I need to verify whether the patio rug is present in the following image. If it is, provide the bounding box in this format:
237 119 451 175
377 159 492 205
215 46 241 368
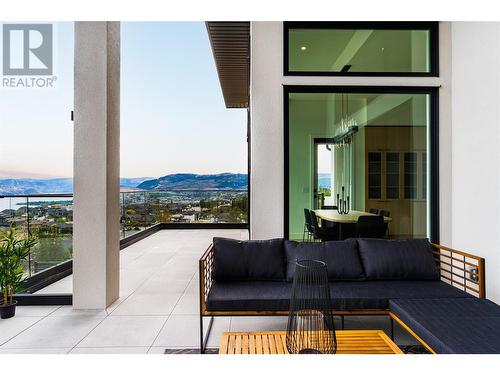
164 346 428 354
164 348 219 354
400 345 430 354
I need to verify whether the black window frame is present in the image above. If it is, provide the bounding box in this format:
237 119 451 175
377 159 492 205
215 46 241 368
284 21 439 77
283 85 440 243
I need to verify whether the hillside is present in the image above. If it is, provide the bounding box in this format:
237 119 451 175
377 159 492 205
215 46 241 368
0 178 73 195
137 173 248 190
0 177 152 196
0 174 247 195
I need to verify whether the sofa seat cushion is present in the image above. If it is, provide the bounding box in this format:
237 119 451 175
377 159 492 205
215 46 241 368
389 298 500 353
357 238 439 280
205 280 471 312
284 240 365 281
329 281 472 310
212 237 285 281
206 281 292 311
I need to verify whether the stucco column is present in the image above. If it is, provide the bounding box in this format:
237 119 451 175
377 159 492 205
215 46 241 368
73 22 120 309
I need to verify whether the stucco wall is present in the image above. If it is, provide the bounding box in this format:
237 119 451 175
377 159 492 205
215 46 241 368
451 22 500 303
249 21 451 244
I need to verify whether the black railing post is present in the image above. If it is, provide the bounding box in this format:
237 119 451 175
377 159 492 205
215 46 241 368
121 192 125 239
26 196 32 277
143 190 147 230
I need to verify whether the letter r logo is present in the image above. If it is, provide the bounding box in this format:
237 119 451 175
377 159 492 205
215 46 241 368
2 24 53 76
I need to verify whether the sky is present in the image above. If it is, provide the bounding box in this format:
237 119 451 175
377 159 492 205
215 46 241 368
0 22 247 179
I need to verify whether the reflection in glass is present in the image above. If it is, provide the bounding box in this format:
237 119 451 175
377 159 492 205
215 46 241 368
287 91 431 240
288 27 432 74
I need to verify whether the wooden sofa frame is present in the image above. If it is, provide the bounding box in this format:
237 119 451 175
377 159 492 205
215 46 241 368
199 243 485 353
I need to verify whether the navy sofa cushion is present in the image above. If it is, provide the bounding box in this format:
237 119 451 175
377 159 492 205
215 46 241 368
206 280 471 312
284 240 365 281
390 298 500 318
329 280 471 310
357 238 439 280
212 237 285 281
390 298 500 353
206 281 292 311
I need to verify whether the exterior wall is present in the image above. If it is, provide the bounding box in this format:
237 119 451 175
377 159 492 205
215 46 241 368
451 23 500 304
250 22 284 239
250 22 452 243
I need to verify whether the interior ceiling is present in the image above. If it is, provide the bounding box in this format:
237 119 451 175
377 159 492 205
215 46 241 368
289 93 423 126
289 29 419 72
206 22 250 109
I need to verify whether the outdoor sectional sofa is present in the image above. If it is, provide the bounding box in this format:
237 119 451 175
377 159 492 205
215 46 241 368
199 237 499 354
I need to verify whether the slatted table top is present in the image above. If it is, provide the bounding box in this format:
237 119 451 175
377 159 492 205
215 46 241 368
219 330 403 354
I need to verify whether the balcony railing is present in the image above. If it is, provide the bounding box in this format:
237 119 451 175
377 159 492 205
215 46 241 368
0 194 74 279
0 189 248 291
120 189 248 238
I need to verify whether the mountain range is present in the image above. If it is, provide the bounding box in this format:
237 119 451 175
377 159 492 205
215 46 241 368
0 173 247 195
137 173 247 190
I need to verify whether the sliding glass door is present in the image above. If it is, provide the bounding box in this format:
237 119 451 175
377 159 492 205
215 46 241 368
285 86 438 241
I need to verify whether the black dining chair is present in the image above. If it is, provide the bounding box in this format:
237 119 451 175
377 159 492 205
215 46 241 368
369 208 379 215
379 210 390 218
379 210 390 237
303 208 313 242
310 210 338 242
356 215 386 238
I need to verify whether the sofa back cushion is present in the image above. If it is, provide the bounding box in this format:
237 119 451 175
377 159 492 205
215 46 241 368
213 237 285 281
284 240 365 282
357 238 439 280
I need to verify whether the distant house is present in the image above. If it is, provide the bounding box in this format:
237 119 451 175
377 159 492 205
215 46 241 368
47 207 67 217
0 213 10 227
170 214 188 223
182 213 197 222
6 217 26 226
168 203 183 211
216 212 231 223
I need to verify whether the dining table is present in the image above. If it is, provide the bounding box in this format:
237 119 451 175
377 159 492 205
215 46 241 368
313 209 392 240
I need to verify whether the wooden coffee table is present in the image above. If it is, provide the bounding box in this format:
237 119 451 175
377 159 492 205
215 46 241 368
219 330 403 354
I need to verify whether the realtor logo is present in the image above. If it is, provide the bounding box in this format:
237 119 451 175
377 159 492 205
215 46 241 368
2 24 53 76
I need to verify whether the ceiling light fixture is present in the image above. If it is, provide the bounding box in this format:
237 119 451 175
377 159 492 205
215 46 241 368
334 93 358 148
300 46 307 51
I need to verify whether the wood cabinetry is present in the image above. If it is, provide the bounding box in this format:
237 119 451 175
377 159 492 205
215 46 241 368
365 126 427 238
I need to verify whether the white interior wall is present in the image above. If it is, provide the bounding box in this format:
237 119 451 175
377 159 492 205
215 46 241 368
451 22 500 304
250 21 451 242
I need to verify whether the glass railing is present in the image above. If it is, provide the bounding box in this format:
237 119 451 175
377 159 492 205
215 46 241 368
120 189 248 238
0 189 248 280
0 194 74 278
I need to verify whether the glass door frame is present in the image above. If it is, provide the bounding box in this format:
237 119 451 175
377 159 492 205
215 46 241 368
283 85 440 242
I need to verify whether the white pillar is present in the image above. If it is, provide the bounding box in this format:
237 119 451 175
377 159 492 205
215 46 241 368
73 22 120 309
250 22 284 240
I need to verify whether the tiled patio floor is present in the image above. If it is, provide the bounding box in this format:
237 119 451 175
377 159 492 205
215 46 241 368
0 229 418 354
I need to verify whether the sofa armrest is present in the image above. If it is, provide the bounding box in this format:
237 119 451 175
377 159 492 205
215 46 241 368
199 244 215 314
431 243 485 298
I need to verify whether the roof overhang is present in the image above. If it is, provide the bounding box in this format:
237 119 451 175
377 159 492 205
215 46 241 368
206 22 250 109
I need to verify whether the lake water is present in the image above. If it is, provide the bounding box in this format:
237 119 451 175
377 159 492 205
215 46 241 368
0 197 73 212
